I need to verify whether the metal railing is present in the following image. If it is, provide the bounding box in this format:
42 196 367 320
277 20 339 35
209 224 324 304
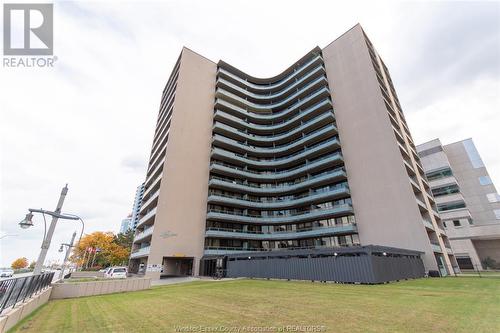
0 272 54 314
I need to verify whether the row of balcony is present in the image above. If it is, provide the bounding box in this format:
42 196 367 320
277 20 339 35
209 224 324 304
207 185 349 209
206 204 353 225
216 76 328 114
212 125 337 158
203 242 361 255
217 55 323 93
136 207 157 228
217 65 325 102
213 110 334 145
215 87 331 125
134 225 154 243
130 245 150 259
210 152 344 182
205 223 357 241
211 137 340 169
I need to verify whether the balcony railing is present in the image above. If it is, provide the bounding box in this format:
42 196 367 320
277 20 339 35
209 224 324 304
131 246 151 258
204 242 361 255
134 226 155 242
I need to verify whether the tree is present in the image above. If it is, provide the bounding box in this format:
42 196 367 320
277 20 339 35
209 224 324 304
11 257 28 270
29 261 36 269
115 229 134 250
70 231 131 269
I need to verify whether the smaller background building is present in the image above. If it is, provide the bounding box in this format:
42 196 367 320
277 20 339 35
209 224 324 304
417 138 500 270
130 183 145 231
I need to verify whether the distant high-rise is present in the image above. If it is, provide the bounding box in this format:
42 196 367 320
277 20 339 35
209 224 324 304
129 24 457 280
120 214 133 234
130 183 145 231
417 138 500 270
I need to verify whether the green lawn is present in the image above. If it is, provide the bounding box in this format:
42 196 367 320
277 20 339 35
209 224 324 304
10 277 500 333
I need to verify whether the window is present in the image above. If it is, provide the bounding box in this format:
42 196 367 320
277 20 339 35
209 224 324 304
486 193 500 203
426 167 453 181
443 221 447 228
453 220 461 227
432 184 460 197
463 139 485 169
468 219 474 225
479 176 493 185
438 201 466 212
418 145 443 158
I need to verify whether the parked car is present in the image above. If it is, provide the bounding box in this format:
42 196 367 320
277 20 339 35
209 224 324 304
105 266 127 279
0 269 14 278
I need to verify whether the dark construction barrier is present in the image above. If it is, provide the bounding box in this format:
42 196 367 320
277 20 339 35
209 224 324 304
205 245 425 284
0 272 55 314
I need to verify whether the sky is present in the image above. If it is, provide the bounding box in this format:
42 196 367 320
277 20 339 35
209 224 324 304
0 0 499 267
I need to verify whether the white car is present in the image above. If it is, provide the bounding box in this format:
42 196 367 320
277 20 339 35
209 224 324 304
0 269 14 278
105 266 127 279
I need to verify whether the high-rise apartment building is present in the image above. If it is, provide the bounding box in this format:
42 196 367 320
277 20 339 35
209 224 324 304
417 138 500 270
129 24 456 280
130 183 145 231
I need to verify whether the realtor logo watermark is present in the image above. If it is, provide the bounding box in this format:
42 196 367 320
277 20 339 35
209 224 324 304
3 3 57 67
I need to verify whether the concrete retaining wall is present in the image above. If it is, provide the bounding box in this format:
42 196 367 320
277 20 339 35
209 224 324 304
50 277 151 299
0 287 52 333
69 271 105 278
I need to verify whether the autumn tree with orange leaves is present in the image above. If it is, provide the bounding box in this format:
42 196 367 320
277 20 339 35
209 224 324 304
71 231 131 269
11 257 29 270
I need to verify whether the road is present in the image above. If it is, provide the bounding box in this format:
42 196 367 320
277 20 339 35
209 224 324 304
0 269 68 282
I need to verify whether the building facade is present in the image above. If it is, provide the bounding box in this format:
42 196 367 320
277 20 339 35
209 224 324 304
417 138 500 270
129 24 456 280
130 183 145 231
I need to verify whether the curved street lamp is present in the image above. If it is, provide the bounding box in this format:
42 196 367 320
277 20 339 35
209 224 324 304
18 184 85 275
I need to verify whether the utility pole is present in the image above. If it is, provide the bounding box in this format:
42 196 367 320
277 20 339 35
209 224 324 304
33 185 69 275
59 231 76 280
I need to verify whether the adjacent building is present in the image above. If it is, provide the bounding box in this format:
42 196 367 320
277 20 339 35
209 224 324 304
130 183 145 231
120 214 133 234
417 138 500 270
129 24 457 280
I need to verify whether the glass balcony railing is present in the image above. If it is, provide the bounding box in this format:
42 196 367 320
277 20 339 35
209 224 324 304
213 125 337 156
204 242 361 255
207 185 349 209
205 224 357 240
213 111 334 144
212 138 340 167
217 66 325 102
215 88 331 123
130 245 151 258
216 76 327 113
206 204 353 224
217 55 323 91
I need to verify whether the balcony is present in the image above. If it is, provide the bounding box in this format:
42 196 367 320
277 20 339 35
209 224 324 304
130 245 150 258
216 77 328 113
136 207 157 228
214 96 333 134
430 243 442 253
215 88 331 125
211 138 340 169
205 224 357 241
213 112 334 145
209 167 346 196
206 204 353 225
217 66 325 102
140 189 160 214
210 153 344 182
217 55 323 92
203 243 361 256
212 126 337 157
422 219 434 231
207 186 350 210
134 226 154 243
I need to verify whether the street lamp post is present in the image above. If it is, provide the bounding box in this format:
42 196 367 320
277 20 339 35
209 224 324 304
18 184 84 275
59 231 76 280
